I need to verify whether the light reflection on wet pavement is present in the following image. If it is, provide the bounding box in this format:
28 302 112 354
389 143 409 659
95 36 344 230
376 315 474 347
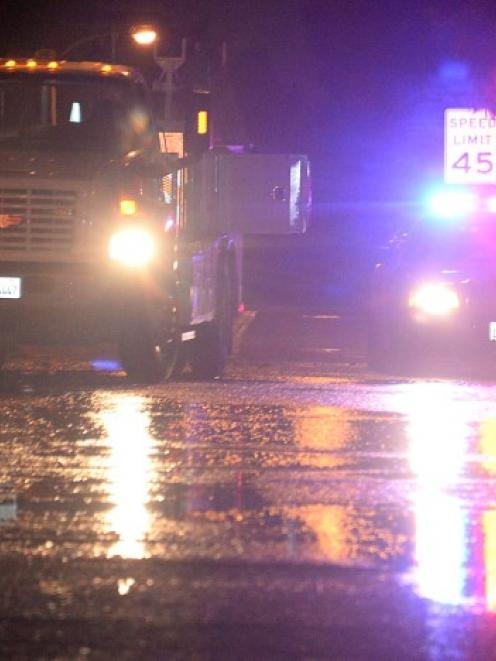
1 310 496 657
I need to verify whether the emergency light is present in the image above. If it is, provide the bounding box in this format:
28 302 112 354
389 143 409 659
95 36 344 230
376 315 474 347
426 188 477 221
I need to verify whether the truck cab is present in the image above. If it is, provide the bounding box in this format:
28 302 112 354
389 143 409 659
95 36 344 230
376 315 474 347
0 57 310 382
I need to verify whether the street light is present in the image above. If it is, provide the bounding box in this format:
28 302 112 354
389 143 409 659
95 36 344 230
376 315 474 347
62 24 186 126
62 24 158 62
130 25 158 47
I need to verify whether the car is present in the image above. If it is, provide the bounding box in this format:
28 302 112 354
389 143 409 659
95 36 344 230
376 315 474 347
368 185 496 373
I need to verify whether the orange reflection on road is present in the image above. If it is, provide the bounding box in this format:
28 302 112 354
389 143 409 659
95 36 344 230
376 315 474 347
98 394 154 559
296 505 350 563
293 405 356 452
481 419 496 612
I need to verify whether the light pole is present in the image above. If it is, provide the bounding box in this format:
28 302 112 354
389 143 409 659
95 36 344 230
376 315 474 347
61 25 190 129
62 24 159 63
61 31 118 61
151 38 187 127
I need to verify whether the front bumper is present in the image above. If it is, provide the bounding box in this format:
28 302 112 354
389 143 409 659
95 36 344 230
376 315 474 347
0 262 173 344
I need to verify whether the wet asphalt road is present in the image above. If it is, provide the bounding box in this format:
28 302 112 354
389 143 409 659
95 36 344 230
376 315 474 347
1 306 496 659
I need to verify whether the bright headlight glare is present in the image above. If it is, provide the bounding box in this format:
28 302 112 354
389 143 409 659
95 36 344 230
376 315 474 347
427 189 477 220
487 196 496 213
109 228 155 267
409 283 460 316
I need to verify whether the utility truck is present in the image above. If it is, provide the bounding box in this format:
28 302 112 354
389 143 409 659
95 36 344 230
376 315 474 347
0 57 310 382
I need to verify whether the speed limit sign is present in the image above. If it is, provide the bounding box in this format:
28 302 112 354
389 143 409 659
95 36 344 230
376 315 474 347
445 108 496 184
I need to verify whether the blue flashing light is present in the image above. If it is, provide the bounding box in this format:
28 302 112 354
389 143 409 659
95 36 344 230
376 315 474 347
438 60 470 84
91 359 122 372
426 188 477 221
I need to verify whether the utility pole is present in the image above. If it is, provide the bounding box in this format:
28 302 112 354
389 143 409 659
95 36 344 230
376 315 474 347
152 38 187 128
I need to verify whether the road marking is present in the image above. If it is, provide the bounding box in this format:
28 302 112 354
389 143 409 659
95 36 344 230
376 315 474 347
303 314 341 320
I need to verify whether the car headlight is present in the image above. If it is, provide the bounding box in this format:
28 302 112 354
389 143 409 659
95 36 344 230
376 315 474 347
109 227 155 267
409 283 460 316
426 189 477 221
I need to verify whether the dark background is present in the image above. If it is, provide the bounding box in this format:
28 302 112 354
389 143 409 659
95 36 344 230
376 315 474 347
1 1 496 205
1 1 496 238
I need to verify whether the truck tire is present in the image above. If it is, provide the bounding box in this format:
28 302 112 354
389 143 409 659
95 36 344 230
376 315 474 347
190 260 233 380
119 299 180 384
0 347 6 372
226 253 238 356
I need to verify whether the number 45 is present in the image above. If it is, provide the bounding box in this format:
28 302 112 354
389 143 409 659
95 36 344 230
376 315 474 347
452 152 494 174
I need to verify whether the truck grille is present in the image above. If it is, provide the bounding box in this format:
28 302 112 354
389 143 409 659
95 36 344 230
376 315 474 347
0 188 77 253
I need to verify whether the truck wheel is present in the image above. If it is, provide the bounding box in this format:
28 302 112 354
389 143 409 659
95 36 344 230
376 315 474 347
0 347 7 371
119 300 180 384
171 342 188 379
226 255 238 356
191 262 233 380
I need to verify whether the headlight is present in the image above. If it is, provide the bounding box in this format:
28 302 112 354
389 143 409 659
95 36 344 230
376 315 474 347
487 196 496 213
109 227 155 267
409 283 460 316
426 189 477 221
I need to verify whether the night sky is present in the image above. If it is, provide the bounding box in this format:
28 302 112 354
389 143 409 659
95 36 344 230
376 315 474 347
1 0 496 204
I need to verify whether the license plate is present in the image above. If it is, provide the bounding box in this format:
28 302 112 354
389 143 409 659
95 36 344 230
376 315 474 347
0 277 21 299
490 322 496 342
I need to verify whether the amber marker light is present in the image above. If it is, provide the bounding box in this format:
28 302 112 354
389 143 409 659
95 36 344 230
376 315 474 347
26 59 37 68
4 60 16 68
119 199 137 216
47 61 59 70
197 110 208 135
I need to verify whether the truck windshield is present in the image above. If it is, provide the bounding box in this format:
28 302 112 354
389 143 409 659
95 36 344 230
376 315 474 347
0 73 152 153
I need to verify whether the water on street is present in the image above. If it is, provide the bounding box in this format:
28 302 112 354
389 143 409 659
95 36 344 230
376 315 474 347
1 306 496 659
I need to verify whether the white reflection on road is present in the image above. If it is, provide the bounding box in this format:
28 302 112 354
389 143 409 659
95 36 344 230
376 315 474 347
404 385 471 605
98 394 153 559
